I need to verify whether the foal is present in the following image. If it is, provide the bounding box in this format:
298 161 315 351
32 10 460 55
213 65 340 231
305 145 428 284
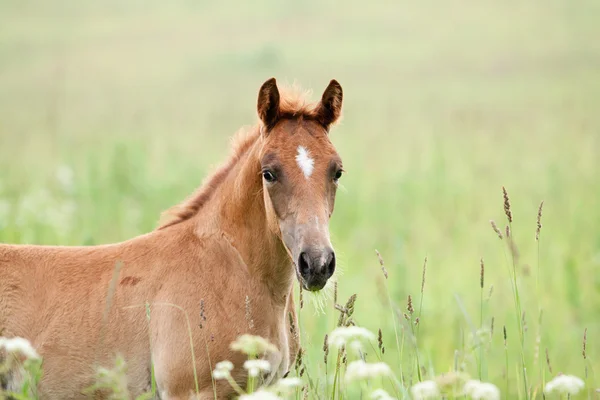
0 78 344 399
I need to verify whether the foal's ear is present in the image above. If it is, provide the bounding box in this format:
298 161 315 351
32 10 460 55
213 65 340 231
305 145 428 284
315 79 343 130
257 77 280 133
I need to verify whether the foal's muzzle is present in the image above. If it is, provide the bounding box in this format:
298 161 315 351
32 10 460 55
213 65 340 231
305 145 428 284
298 247 336 291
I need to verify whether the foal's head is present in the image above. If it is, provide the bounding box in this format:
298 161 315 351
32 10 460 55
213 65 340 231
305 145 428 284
256 78 344 291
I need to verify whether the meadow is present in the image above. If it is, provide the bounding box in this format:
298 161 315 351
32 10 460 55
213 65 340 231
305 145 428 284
1 0 599 398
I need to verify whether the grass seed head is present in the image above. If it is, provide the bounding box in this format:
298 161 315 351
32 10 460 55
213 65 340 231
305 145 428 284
536 200 544 241
490 220 503 239
502 186 513 223
375 249 388 279
480 258 485 289
245 295 254 330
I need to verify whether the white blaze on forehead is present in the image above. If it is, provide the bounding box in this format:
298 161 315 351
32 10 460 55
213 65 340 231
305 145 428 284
295 146 314 178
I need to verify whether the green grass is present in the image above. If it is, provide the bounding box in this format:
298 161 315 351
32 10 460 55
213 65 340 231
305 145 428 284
1 0 600 398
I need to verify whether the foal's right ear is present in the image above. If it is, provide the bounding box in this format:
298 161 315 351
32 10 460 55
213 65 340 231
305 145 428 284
257 77 280 133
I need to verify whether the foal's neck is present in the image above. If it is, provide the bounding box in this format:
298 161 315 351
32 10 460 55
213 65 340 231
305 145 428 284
203 133 294 302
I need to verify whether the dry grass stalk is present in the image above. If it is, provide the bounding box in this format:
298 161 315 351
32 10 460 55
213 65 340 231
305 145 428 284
407 294 414 315
503 326 507 348
299 285 304 309
289 312 297 340
378 328 385 354
245 295 254 330
536 201 544 241
199 299 206 329
294 347 304 373
480 258 485 289
323 334 329 365
333 281 338 307
490 220 503 239
502 186 513 223
375 249 388 279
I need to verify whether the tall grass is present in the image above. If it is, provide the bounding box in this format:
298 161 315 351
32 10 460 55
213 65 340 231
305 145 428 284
1 0 599 397
1 190 594 399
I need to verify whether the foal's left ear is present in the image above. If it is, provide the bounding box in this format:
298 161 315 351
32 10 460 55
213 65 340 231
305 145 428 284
315 80 343 131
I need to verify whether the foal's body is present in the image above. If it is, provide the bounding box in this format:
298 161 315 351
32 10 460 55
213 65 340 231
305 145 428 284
0 78 344 399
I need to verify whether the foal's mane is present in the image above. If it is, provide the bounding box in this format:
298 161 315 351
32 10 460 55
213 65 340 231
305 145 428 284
157 83 320 230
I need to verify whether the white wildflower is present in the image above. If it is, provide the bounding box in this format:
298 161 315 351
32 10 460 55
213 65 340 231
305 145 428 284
411 380 440 400
271 377 303 393
345 360 392 383
212 360 234 380
239 389 281 400
328 326 376 355
0 337 40 360
370 388 397 400
55 165 75 193
463 379 500 400
244 359 271 377
230 334 278 356
544 374 585 396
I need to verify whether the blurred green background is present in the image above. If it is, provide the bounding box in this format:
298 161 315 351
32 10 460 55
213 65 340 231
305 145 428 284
1 0 599 396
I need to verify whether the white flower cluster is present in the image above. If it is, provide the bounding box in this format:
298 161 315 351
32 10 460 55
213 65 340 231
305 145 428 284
0 336 40 360
328 326 376 354
230 334 278 356
410 380 440 400
212 360 234 380
370 388 397 400
244 359 271 377
271 377 302 393
462 379 500 400
345 360 392 383
544 374 585 395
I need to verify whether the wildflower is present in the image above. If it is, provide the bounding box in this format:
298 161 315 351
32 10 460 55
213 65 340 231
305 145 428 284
239 389 282 400
244 359 271 377
0 336 40 360
271 377 303 395
345 360 392 383
212 360 234 380
544 374 585 396
463 379 500 400
410 380 440 400
435 371 470 391
55 165 75 193
230 334 278 356
370 388 397 400
328 326 376 355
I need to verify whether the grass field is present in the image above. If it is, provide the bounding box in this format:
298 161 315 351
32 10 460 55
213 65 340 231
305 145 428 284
1 0 600 398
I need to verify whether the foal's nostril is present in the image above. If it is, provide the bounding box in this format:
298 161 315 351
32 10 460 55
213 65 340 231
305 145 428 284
325 251 336 278
298 252 311 278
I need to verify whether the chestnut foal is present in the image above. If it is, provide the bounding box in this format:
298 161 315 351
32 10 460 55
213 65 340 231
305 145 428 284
0 78 344 399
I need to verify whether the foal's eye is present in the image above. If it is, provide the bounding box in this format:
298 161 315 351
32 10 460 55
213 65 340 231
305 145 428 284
262 170 277 183
333 169 343 182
